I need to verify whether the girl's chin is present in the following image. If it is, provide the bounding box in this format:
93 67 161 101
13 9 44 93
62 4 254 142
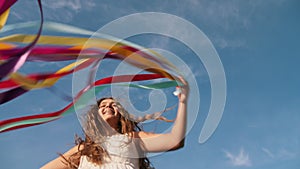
103 115 118 120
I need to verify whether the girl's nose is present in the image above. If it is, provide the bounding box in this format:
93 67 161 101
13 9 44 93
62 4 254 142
105 103 113 108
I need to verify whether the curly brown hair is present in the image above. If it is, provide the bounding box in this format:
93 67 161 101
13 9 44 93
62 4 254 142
61 97 153 169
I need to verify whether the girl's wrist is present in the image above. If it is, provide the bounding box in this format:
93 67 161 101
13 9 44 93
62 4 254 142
179 99 187 104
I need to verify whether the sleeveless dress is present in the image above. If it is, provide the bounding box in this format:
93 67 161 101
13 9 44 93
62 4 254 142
78 134 141 169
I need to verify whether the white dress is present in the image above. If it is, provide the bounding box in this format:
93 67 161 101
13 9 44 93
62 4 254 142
78 134 140 169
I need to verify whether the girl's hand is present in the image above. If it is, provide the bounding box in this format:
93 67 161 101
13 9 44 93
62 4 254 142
177 77 189 103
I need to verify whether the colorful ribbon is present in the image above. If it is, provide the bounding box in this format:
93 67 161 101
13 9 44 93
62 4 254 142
0 0 43 80
0 0 183 133
0 74 178 133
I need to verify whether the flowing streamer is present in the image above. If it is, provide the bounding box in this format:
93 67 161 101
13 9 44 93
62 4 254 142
0 21 179 73
0 59 97 104
0 0 43 80
0 0 17 16
0 36 176 104
0 75 179 133
0 1 184 133
0 8 9 29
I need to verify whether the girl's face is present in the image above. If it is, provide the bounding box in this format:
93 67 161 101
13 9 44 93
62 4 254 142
98 99 121 127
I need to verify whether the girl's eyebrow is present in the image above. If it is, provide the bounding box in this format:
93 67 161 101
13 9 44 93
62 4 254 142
100 101 115 105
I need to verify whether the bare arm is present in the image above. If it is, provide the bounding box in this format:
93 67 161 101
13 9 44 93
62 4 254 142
40 145 80 169
136 77 189 152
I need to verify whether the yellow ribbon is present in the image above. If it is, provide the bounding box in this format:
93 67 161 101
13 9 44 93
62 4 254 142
0 9 10 30
0 34 176 79
10 59 89 90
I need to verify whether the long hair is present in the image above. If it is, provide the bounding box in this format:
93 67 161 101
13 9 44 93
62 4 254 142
61 97 153 169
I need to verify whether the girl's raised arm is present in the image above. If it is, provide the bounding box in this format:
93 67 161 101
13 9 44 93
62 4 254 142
135 77 189 152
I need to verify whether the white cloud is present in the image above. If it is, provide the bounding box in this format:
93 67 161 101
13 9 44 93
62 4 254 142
224 148 252 167
176 0 289 49
261 147 297 160
42 0 96 22
262 147 275 158
278 148 297 159
213 38 246 49
43 0 96 11
8 0 95 22
44 0 81 11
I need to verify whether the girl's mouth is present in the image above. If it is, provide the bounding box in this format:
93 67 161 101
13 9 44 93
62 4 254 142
103 108 114 115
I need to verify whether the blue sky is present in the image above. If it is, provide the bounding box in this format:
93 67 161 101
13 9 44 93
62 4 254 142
1 0 299 169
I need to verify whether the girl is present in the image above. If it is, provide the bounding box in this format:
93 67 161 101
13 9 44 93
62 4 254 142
41 77 189 169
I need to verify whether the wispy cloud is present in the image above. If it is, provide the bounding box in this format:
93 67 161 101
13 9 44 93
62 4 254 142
44 0 81 11
277 148 297 159
9 0 96 22
213 38 246 49
42 0 96 22
224 148 252 167
262 147 297 160
175 0 287 49
172 1 250 49
262 147 275 158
